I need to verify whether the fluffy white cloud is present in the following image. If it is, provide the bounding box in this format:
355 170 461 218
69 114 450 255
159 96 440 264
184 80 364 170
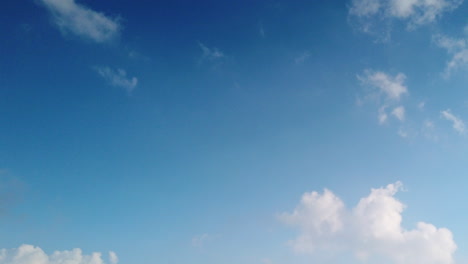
392 106 405 121
358 70 408 101
40 0 120 43
434 34 468 77
349 0 463 28
441 109 465 134
95 66 138 93
281 182 457 264
0 245 117 264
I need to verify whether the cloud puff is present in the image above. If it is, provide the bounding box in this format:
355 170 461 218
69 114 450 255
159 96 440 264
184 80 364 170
280 182 457 264
433 34 468 77
40 0 120 43
94 66 138 93
358 70 408 101
349 0 462 28
0 244 118 264
392 106 405 121
441 109 465 134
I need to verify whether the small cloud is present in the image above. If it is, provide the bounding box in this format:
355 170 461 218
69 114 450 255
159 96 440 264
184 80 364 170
392 106 405 121
425 120 435 129
418 101 426 110
198 42 225 62
192 233 210 248
261 258 273 264
441 109 465 134
109 251 119 264
397 128 408 138
378 106 388 124
39 0 120 43
294 51 311 64
94 66 138 93
259 22 266 38
433 34 468 77
358 70 408 101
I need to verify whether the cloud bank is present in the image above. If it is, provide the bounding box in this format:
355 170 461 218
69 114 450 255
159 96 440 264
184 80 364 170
349 0 463 28
281 182 457 264
40 0 120 43
0 245 117 264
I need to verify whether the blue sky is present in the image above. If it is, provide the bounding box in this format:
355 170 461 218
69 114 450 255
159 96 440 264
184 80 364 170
1 0 468 263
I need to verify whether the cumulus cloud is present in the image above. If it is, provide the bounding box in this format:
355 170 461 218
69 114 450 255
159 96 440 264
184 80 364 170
39 0 120 43
280 182 457 264
392 106 405 121
358 70 408 101
94 66 138 93
433 34 468 77
349 0 463 28
441 109 465 134
0 244 117 264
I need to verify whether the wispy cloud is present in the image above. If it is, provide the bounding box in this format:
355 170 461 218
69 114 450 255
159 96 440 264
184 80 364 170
280 182 457 264
192 233 211 248
0 245 118 264
198 42 225 61
349 0 463 29
441 109 465 134
259 22 266 38
433 34 468 77
358 70 408 101
39 0 120 43
294 51 311 64
94 66 138 93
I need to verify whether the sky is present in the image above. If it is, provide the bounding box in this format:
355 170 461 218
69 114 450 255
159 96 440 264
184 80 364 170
1 0 468 263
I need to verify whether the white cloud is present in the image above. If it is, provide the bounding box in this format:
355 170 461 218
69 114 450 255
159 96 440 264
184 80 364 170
441 109 465 134
434 34 468 77
349 0 463 28
392 106 405 121
280 182 457 264
198 42 225 61
40 0 120 43
0 244 117 264
358 70 408 101
378 106 388 124
94 66 138 93
109 251 118 264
